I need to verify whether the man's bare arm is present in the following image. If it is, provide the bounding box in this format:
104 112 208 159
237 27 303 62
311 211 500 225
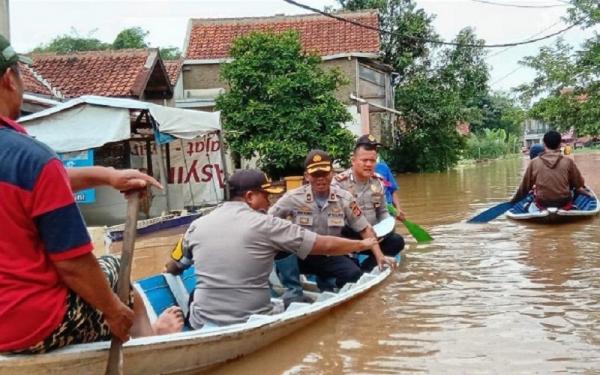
67 166 162 192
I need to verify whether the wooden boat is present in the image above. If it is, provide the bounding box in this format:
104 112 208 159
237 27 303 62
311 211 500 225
0 259 395 374
506 188 599 223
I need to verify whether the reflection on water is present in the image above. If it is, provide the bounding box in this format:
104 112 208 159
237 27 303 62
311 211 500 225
136 153 600 374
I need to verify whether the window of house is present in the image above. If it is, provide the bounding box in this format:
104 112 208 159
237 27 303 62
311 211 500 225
359 64 385 86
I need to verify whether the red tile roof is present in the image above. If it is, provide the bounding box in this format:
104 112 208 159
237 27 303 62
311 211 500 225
19 63 55 97
164 60 182 86
185 11 380 60
29 49 158 98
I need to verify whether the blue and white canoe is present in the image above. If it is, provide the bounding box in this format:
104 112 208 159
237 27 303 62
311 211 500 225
506 188 599 223
0 218 397 375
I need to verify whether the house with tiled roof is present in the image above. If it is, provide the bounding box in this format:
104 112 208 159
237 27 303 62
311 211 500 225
164 59 184 100
181 10 397 143
18 63 62 114
25 48 172 103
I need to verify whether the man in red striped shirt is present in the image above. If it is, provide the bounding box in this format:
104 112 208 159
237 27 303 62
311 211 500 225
0 34 182 353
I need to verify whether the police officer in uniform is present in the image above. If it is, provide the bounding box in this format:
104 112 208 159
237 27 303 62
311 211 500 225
333 135 405 270
270 150 394 305
165 169 380 329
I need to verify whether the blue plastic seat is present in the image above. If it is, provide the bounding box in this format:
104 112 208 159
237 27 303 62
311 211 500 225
136 274 178 317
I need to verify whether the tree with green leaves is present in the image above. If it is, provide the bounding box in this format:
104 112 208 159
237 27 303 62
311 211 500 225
32 28 111 53
385 27 491 171
517 1 599 136
159 46 182 60
112 27 149 49
215 31 354 179
31 27 182 60
338 1 495 171
338 0 438 80
470 93 526 137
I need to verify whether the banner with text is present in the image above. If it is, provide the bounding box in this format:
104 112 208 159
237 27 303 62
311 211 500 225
130 134 224 208
58 149 96 204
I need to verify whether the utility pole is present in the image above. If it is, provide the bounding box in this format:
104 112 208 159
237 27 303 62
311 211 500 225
0 0 9 40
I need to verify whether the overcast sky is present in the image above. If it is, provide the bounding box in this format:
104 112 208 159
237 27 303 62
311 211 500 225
7 0 598 92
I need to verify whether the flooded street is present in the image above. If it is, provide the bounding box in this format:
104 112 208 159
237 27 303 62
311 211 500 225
200 152 600 374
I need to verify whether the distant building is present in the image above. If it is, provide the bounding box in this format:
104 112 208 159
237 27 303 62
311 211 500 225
1 0 9 40
23 49 173 104
522 119 575 148
523 119 551 148
180 10 398 144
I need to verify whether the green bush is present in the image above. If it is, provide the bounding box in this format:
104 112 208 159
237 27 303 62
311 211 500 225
216 31 354 179
464 129 520 160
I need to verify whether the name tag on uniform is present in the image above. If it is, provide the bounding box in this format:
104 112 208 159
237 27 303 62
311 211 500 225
296 214 313 226
327 214 344 227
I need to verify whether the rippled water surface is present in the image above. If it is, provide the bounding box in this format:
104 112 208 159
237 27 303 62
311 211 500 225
196 152 600 374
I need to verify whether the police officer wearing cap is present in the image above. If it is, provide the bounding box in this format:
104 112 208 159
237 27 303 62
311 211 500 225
269 150 394 305
165 169 380 329
333 135 405 269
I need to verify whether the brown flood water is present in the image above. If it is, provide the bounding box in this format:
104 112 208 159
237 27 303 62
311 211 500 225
134 152 600 374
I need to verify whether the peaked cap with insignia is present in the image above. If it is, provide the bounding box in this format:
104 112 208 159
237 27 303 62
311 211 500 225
305 149 332 174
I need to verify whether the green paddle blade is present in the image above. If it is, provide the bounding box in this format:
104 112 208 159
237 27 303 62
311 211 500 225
402 219 433 243
387 203 398 216
387 204 433 243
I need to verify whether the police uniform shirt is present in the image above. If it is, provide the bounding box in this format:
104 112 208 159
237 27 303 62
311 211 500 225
268 184 369 236
332 169 390 226
171 201 317 328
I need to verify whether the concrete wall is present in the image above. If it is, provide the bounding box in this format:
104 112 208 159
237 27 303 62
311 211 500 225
1 0 9 40
321 58 357 105
182 58 358 104
183 64 225 91
182 57 397 145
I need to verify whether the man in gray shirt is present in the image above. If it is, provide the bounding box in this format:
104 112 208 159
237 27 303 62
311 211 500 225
166 169 378 329
270 150 394 306
333 135 405 270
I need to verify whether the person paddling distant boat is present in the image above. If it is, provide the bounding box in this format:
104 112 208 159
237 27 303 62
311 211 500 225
511 130 589 209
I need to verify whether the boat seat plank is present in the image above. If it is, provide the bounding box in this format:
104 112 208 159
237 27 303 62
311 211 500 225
357 274 376 284
181 267 196 295
246 314 275 323
286 302 311 311
136 275 178 318
164 273 191 317
315 291 337 302
338 282 356 293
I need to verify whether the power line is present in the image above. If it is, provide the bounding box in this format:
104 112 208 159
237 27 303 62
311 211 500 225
486 19 564 59
491 65 525 86
282 0 583 48
470 0 567 9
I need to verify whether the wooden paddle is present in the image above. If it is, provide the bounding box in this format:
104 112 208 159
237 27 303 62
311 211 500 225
467 201 513 223
105 192 141 375
387 204 433 243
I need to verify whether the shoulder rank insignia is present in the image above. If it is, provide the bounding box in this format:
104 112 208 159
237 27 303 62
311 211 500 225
370 182 382 193
335 173 348 182
305 192 313 203
350 201 362 217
